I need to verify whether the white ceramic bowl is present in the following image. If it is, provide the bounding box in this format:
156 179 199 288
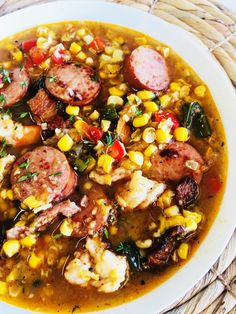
0 1 235 313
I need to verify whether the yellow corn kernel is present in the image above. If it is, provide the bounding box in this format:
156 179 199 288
194 85 206 98
155 216 167 236
144 144 157 157
103 155 114 174
156 129 169 144
76 51 87 61
174 127 189 142
85 57 94 66
36 37 48 49
1 61 12 69
133 113 150 128
128 151 144 166
142 127 156 144
159 94 171 108
109 226 118 235
184 217 198 232
40 58 51 70
180 85 190 98
102 174 111 185
164 205 180 217
135 37 147 45
177 243 189 259
6 189 14 201
166 215 185 228
6 42 14 50
6 268 19 282
99 70 108 79
28 252 43 269
112 49 124 62
183 210 202 224
109 86 126 97
60 219 73 236
114 36 124 45
3 240 20 258
170 82 181 92
137 90 155 101
101 120 111 132
144 101 158 113
89 110 100 121
66 105 80 116
157 189 174 209
84 181 93 190
85 157 96 173
149 222 157 231
0 281 8 295
57 134 74 152
109 74 124 85
136 239 152 249
69 42 82 54
107 95 124 106
74 119 87 132
120 159 137 171
11 49 23 62
142 158 152 171
15 220 26 227
76 28 86 37
37 26 49 37
23 196 43 209
20 235 37 248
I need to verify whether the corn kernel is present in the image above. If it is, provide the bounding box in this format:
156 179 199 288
194 85 206 98
170 82 181 92
11 49 23 62
120 159 137 171
6 189 14 201
74 119 87 132
142 127 156 143
183 210 202 224
89 110 100 121
133 113 150 128
174 127 189 142
114 36 125 45
85 157 96 173
57 134 74 152
105 46 114 55
60 219 73 236
137 90 155 101
107 95 124 106
164 205 180 217
156 189 174 209
144 144 157 157
104 174 112 185
135 37 147 45
6 269 19 282
76 51 86 61
37 26 49 37
156 129 169 144
15 220 26 227
177 243 189 259
101 120 111 132
99 70 108 79
28 252 43 269
76 28 86 37
136 239 152 249
184 217 198 232
142 158 152 171
144 101 158 113
3 240 20 258
149 222 157 231
166 215 185 228
84 181 93 190
85 57 94 66
159 94 171 108
109 86 126 97
69 42 82 54
0 61 12 69
112 49 124 62
23 195 43 209
98 154 114 173
40 58 51 70
128 151 144 166
0 281 8 295
109 226 118 235
36 37 48 49
20 235 36 247
66 105 80 116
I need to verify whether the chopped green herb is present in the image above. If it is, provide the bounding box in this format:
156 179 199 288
116 241 142 272
103 132 117 147
91 73 99 82
18 172 38 182
47 75 57 83
116 242 125 252
0 94 6 106
68 114 75 122
52 233 63 240
135 107 143 116
18 111 29 119
0 137 8 158
19 159 30 170
100 104 118 121
48 172 62 177
104 227 109 239
56 101 64 110
19 63 23 71
19 79 29 89
0 67 11 84
75 158 90 173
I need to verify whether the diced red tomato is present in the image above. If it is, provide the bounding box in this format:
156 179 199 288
107 140 126 160
23 56 33 69
21 39 37 52
207 176 222 194
154 110 180 129
51 49 65 64
87 126 103 142
29 47 47 65
88 37 106 53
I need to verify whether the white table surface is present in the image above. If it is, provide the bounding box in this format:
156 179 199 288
223 0 236 12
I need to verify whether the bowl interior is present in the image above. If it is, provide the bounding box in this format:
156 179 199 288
0 1 235 313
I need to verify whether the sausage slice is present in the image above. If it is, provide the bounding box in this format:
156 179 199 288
1 67 29 107
11 146 77 203
175 176 200 207
147 142 204 183
45 63 101 105
123 46 169 92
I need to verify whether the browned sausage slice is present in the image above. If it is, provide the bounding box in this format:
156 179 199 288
11 146 77 203
0 67 29 107
45 63 101 106
123 46 169 92
147 142 204 183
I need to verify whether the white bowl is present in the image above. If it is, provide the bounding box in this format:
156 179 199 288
0 1 235 313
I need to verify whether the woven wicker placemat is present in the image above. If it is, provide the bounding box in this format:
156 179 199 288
0 0 235 313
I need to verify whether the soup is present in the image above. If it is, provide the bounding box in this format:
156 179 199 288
0 21 226 313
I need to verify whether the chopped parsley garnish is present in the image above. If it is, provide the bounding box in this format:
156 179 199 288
0 67 11 84
104 227 109 239
19 159 30 170
52 233 63 240
19 79 29 89
18 111 29 119
19 62 23 71
47 75 57 83
0 137 8 158
48 171 62 177
18 172 38 182
103 132 117 149
0 94 6 106
116 242 125 252
135 107 143 116
68 114 75 122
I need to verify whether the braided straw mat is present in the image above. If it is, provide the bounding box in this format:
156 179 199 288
0 0 235 313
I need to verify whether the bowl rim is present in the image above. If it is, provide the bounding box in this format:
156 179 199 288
0 1 235 313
